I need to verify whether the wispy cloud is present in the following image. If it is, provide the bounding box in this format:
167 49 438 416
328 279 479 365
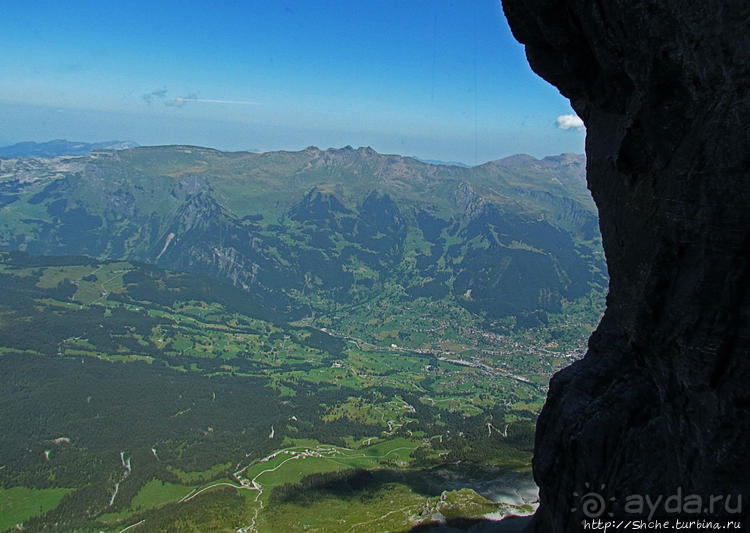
556 114 585 131
142 88 260 107
174 97 261 106
142 88 168 104
164 93 196 108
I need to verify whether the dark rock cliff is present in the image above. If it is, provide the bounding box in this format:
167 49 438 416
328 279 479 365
501 1 750 531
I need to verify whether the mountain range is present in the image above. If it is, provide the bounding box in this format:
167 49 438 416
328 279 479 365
0 143 606 530
0 139 139 158
0 144 605 332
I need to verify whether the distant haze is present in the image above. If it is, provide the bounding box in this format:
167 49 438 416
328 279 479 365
0 1 585 164
0 139 139 158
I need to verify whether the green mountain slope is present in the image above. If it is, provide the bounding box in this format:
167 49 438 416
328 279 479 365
0 146 605 530
0 145 605 338
0 252 556 532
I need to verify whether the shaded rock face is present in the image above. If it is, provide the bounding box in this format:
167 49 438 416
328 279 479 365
501 1 750 531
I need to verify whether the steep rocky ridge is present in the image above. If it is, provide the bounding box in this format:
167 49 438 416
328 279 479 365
501 0 750 530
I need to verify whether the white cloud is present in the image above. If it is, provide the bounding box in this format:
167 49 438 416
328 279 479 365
165 93 197 108
556 114 585 131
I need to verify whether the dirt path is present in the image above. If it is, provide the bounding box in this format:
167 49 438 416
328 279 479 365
117 519 145 533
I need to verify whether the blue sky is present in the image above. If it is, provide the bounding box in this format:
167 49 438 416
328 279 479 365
0 0 584 163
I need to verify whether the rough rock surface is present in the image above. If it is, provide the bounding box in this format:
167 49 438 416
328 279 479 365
501 1 750 531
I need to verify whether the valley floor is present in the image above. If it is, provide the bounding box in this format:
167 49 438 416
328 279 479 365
0 253 600 532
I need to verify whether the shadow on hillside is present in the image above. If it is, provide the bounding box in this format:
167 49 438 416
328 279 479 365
269 467 535 532
268 466 535 507
404 516 532 533
402 515 532 532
